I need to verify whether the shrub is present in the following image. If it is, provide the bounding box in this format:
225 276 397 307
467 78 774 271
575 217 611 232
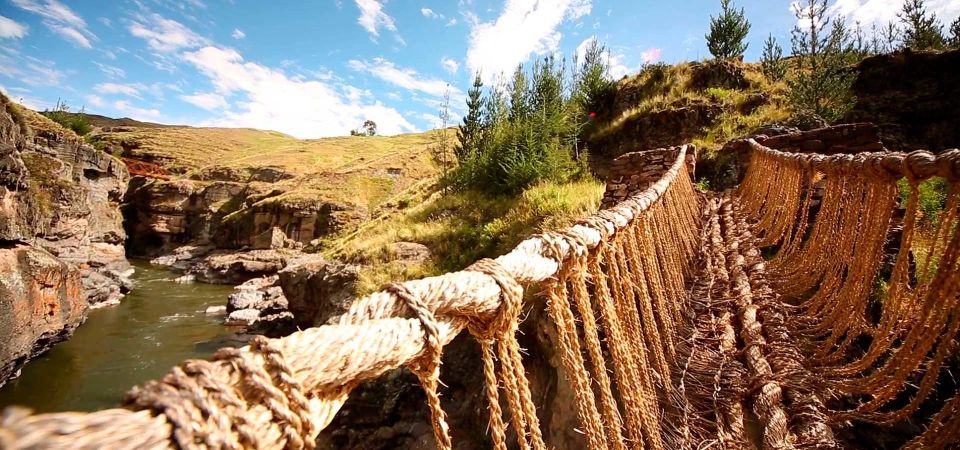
899 0 946 50
41 99 92 136
787 0 856 123
761 34 787 82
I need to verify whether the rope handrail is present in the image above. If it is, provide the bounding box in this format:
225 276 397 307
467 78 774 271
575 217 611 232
746 139 960 181
0 147 692 450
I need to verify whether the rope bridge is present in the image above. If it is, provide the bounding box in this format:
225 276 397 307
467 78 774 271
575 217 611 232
2 140 960 449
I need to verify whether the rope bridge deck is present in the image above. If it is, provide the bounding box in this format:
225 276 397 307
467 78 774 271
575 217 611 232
2 141 960 449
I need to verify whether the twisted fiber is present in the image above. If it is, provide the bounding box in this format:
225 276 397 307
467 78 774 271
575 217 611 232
902 394 960 450
466 258 546 450
0 145 693 449
739 140 960 446
550 230 631 450
585 235 655 450
384 283 452 450
720 200 795 450
731 203 837 449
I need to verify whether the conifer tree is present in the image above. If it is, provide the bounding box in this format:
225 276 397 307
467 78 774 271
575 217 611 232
455 73 484 161
572 39 613 115
899 0 946 50
706 0 751 59
761 34 787 81
949 16 960 48
787 0 856 122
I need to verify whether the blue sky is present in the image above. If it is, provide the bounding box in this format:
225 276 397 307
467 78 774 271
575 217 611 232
0 0 958 138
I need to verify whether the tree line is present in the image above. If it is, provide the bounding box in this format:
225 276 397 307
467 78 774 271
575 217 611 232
709 0 959 121
440 0 958 196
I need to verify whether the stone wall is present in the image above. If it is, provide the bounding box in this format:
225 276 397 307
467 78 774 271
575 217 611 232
601 145 697 207
756 122 885 154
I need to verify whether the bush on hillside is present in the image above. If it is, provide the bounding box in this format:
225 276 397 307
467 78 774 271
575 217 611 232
787 0 856 123
899 0 946 50
41 99 92 136
447 51 598 195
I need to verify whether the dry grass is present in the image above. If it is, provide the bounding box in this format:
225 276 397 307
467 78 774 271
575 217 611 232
327 179 606 294
93 126 451 212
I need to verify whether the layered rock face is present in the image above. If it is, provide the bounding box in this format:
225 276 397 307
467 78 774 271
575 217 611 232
0 245 86 385
846 49 960 151
123 176 367 257
0 95 132 385
0 101 131 307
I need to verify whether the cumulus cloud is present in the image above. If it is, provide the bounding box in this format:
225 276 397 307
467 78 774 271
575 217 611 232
11 0 96 48
180 92 228 110
231 28 245 39
0 15 29 39
421 8 440 19
641 48 662 64
441 57 459 74
113 100 162 121
182 46 417 138
129 12 208 52
85 94 104 107
467 0 592 83
826 0 960 26
355 0 396 37
348 57 458 98
575 36 635 79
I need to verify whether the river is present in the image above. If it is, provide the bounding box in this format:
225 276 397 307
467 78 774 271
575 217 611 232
0 261 238 413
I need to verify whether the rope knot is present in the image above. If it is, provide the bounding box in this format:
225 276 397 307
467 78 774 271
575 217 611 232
903 150 938 180
464 258 524 342
935 149 960 180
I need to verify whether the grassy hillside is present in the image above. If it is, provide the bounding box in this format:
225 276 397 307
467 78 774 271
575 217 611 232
92 126 447 214
587 59 791 188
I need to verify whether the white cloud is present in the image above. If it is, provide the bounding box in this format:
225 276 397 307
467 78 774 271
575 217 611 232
446 18 458 27
11 0 96 48
355 0 396 37
180 92 228 110
85 94 104 107
575 36 635 79
129 12 207 52
14 57 68 86
441 57 459 74
50 24 91 47
113 100 162 121
641 48 662 65
94 82 144 97
182 46 417 138
94 62 126 78
348 57 458 98
231 28 245 39
467 0 592 83
826 0 960 27
421 8 440 19
0 15 29 39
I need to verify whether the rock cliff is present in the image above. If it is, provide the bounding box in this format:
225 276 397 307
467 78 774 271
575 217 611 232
845 49 960 151
0 93 131 385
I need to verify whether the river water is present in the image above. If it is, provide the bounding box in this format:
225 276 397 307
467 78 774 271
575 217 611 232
0 261 237 413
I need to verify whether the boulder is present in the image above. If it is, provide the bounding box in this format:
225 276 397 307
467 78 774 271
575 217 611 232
278 256 361 327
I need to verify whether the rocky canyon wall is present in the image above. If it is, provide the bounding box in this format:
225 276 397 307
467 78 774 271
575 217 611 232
0 94 131 386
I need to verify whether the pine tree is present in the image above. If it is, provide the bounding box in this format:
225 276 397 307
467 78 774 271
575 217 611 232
899 0 946 50
572 39 613 116
455 73 484 162
706 0 751 59
761 34 787 81
787 0 856 123
949 16 960 48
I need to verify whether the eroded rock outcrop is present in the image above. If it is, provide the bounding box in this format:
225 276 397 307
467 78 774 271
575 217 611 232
0 243 86 386
845 49 960 151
